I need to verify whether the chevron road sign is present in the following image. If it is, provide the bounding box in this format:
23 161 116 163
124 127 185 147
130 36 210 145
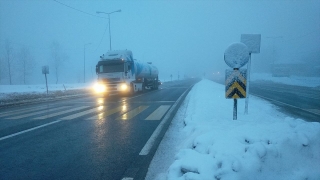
225 69 247 99
224 42 250 120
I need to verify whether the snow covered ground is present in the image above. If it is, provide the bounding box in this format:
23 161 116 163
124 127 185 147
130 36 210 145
0 74 320 179
0 83 91 93
251 73 320 88
0 83 93 105
146 79 320 180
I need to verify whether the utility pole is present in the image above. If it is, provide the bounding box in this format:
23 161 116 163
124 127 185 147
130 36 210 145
84 43 91 83
96 10 121 51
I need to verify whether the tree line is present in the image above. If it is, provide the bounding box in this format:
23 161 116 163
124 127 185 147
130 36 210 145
0 40 68 85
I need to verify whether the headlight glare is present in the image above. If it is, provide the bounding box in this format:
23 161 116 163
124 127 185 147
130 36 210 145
120 83 128 91
94 83 106 93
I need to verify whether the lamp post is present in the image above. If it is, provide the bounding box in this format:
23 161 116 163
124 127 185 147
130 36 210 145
96 9 121 51
84 43 91 83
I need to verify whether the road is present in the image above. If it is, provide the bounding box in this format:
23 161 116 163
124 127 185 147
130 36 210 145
250 81 320 122
0 79 199 180
212 77 320 122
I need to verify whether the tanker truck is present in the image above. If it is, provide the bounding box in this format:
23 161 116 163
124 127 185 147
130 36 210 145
93 50 159 96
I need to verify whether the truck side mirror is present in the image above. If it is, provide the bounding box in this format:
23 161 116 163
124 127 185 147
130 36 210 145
95 66 98 74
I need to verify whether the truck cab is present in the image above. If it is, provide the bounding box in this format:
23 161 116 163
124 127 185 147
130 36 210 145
94 50 159 96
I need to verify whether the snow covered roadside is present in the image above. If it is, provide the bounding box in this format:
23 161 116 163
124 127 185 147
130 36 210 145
146 79 320 180
0 83 92 106
251 73 320 88
0 83 91 93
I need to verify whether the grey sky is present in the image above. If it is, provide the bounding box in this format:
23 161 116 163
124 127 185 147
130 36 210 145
1 0 319 84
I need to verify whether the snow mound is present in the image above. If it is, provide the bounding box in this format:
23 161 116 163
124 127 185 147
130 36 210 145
165 79 320 180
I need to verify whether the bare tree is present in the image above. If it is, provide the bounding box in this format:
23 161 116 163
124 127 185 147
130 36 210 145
5 40 14 85
50 41 68 84
18 47 35 84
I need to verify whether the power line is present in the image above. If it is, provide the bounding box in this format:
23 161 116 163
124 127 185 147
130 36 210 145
53 0 110 52
53 0 107 19
282 28 320 42
94 23 109 53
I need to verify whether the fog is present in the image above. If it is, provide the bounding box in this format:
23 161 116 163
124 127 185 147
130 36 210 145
0 0 319 85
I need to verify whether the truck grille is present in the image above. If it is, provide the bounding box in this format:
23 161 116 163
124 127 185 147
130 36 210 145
100 78 121 82
106 83 118 91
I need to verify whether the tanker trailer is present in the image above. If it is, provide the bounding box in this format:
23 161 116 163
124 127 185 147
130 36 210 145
94 50 159 96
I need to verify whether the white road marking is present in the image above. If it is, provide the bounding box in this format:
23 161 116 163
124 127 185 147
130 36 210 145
60 107 102 120
34 106 89 119
139 88 189 155
7 106 68 120
145 105 171 120
305 109 320 116
0 106 50 117
252 93 320 116
0 120 62 141
87 106 123 120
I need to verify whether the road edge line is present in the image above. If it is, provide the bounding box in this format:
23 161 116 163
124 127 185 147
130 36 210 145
139 89 189 155
251 93 320 116
121 83 195 180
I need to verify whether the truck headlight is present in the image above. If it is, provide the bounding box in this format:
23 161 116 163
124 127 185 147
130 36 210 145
94 83 106 93
120 83 128 91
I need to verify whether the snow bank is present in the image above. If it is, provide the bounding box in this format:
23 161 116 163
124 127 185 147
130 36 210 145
0 83 93 105
251 73 320 87
147 79 320 180
0 83 91 93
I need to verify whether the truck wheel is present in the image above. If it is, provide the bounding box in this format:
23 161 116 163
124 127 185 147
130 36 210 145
155 82 159 90
153 80 158 90
130 83 134 95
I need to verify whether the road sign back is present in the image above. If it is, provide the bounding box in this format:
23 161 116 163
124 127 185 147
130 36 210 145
224 43 249 68
225 69 247 99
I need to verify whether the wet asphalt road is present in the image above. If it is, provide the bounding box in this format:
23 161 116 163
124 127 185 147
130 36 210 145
0 79 199 180
250 81 320 122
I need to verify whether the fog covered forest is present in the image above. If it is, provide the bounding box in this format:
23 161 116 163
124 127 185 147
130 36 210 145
0 0 319 85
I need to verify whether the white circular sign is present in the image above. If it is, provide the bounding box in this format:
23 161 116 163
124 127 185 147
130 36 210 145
224 42 249 68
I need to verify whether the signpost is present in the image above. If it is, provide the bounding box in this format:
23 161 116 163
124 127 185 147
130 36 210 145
240 34 261 114
42 66 49 94
224 42 249 120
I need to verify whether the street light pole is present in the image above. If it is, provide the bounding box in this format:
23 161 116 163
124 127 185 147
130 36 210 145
96 9 121 51
84 43 91 83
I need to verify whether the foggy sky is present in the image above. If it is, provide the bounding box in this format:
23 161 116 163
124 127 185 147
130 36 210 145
0 0 319 84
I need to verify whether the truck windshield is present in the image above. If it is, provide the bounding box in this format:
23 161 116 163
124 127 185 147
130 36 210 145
97 61 124 73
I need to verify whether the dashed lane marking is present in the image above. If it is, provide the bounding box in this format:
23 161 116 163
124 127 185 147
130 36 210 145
0 104 173 141
34 106 89 120
60 107 103 120
7 106 68 120
87 106 123 120
117 106 149 120
0 106 50 118
145 105 171 120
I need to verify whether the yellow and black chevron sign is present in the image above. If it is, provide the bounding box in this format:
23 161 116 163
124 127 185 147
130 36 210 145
225 69 247 99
